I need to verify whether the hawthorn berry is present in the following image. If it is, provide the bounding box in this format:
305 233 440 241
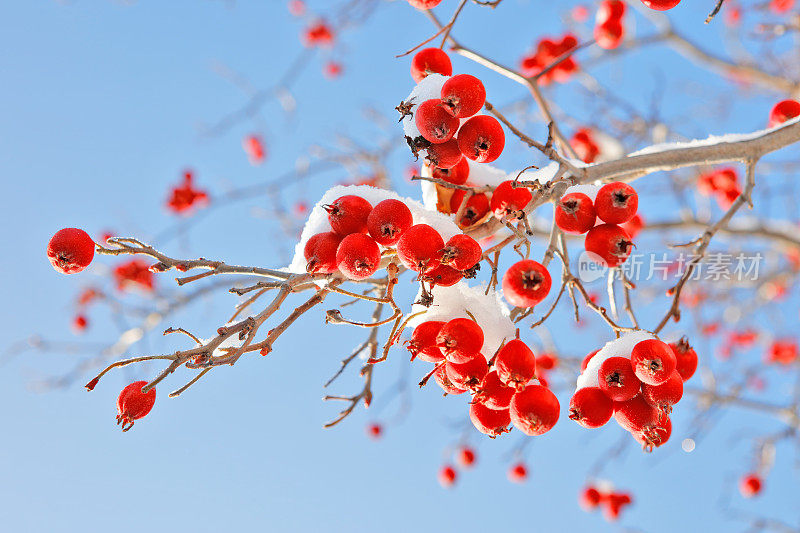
436 317 484 364
595 182 638 224
114 259 155 291
449 191 490 228
474 371 516 410
397 224 444 272
432 157 470 185
768 99 800 128
304 232 343 273
613 395 660 435
634 413 671 450
640 0 681 10
502 259 552 308
570 129 600 164
457 115 505 163
507 463 528 483
433 363 467 395
440 234 482 271
47 228 95 274
509 384 560 436
595 18 624 50
621 213 644 239
116 380 156 432
489 180 532 219
243 134 266 164
411 48 452 83
457 446 476 467
584 223 633 267
604 492 633 521
630 338 677 385
739 474 763 498
335 233 381 280
580 486 603 510
469 401 511 437
72 314 88 333
445 353 488 391
367 199 413 246
569 387 614 428
302 21 334 47
597 0 626 22
440 74 486 118
324 195 372 236
426 139 463 169
642 371 683 414
407 321 446 362
581 349 600 372
366 423 382 439
494 339 537 391
423 263 463 287
597 356 641 402
416 99 460 144
438 464 457 488
555 192 597 234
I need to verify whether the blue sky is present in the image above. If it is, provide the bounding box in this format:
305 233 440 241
1 1 798 531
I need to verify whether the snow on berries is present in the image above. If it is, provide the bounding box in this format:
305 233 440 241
509 384 560 436
494 339 537 391
47 228 95 274
116 380 156 432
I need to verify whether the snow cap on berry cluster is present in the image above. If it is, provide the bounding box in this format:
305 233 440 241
575 330 656 390
406 282 516 361
563 183 601 201
287 185 461 273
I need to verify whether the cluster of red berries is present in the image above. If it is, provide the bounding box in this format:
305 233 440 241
436 445 477 488
408 320 560 438
114 259 155 292
520 34 579 85
243 134 266 165
594 0 625 50
303 194 482 284
572 337 697 450
166 170 209 215
115 380 157 432
697 166 741 209
302 21 334 47
570 128 601 163
768 99 800 128
555 181 638 268
580 485 633 521
640 0 681 10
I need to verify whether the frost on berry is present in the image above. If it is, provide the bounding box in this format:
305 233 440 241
433 363 467 395
116 380 156 432
406 321 446 362
47 228 95 274
494 339 537 391
397 224 444 272
473 370 515 410
501 259 552 308
469 401 511 437
445 352 488 391
630 338 677 386
555 192 596 234
439 234 482 271
457 115 505 163
436 317 484 364
569 387 614 428
304 232 343 273
415 99 460 144
324 195 372 236
367 199 413 246
440 74 486 119
335 233 381 280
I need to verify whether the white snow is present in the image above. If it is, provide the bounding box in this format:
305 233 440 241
405 282 516 361
401 73 450 141
575 330 656 390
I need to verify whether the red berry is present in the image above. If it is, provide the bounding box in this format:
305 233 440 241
634 413 671 450
597 0 626 22
423 263 463 287
366 199 413 246
469 401 511 437
494 339 537 391
536 353 558 370
490 180 532 219
502 259 552 308
302 21 334 47
407 321 446 362
434 363 467 395
426 139 463 169
641 371 683 413
474 370 516 410
770 0 795 14
324 195 372 236
509 384 560 436
440 74 486 118
416 99 459 144
508 463 528 483
72 314 88 333
631 339 677 385
621 213 644 239
304 232 343 273
581 349 600 372
445 353 488 391
569 387 614 428
440 234 482 271
409 0 444 10
570 129 601 163
450 191 490 228
437 318 484 364
584 223 633 267
366 423 382 439
116 380 156 432
613 395 660 433
739 474 763 498
580 486 603 510
597 356 641 402
411 48 452 83
457 446 476 467
640 0 681 10
438 464 457 488
432 157 470 185
335 234 381 280
397 224 444 272
555 192 597 234
594 18 624 50
595 182 638 224
114 259 155 291
243 134 266 164
47 228 95 274
768 99 800 128
457 115 505 163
